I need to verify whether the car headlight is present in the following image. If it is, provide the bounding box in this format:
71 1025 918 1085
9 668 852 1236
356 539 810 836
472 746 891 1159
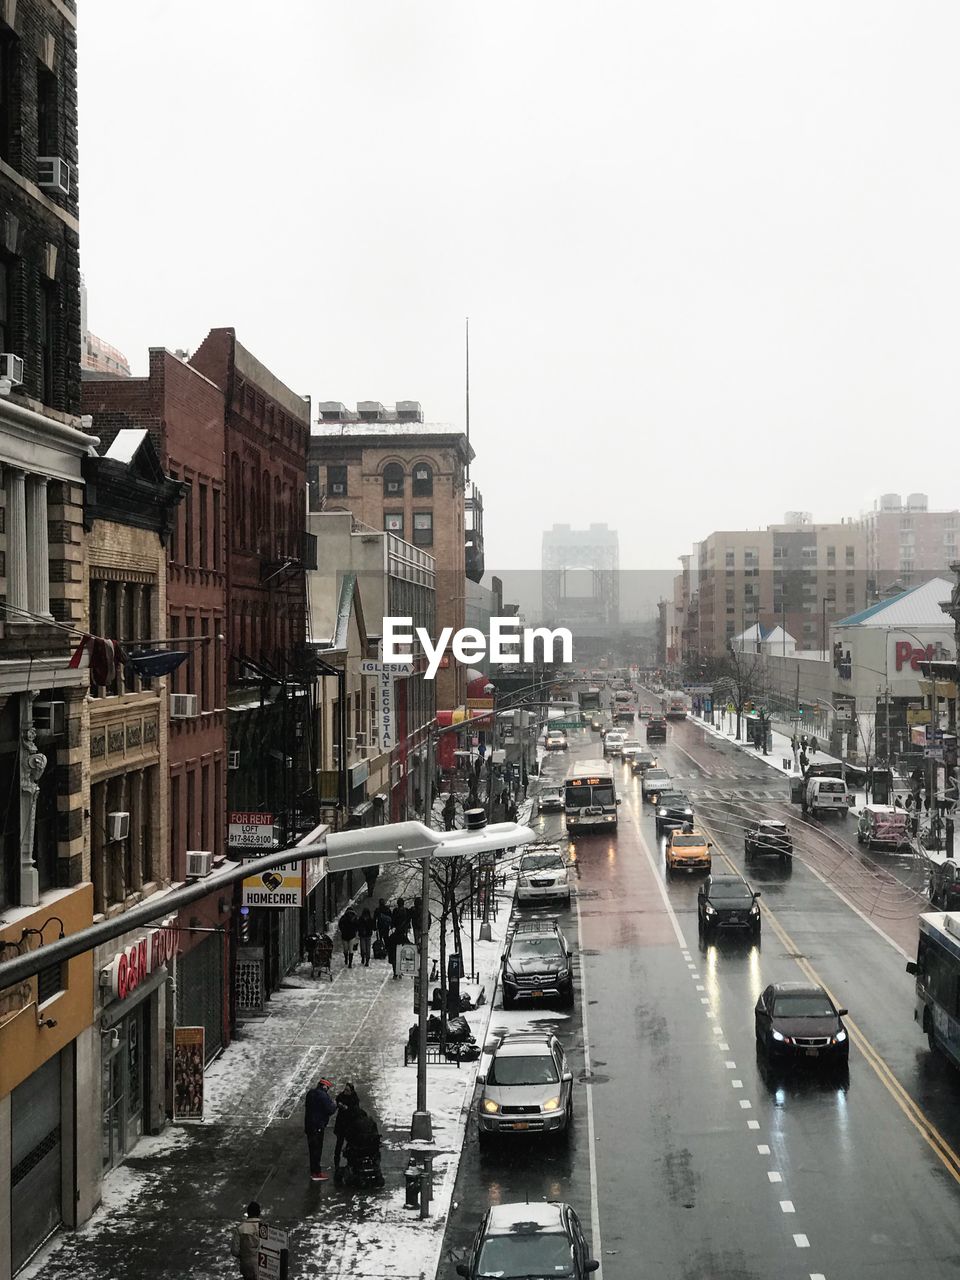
657 808 667 817
684 808 693 815
542 1097 561 1112
834 1029 847 1043
705 904 717 916
557 968 569 980
772 1029 785 1041
482 1099 500 1114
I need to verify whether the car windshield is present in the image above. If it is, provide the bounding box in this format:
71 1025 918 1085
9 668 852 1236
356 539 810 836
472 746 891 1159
488 1053 559 1086
621 740 640 749
477 1233 575 1278
710 884 752 902
659 794 688 806
646 771 670 783
521 855 564 873
772 994 835 1018
671 835 704 848
512 938 565 959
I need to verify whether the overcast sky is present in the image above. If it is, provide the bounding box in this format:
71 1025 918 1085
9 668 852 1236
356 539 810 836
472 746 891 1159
77 2 960 574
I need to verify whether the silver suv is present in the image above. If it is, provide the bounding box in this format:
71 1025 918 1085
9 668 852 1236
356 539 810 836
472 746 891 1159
478 1032 574 1143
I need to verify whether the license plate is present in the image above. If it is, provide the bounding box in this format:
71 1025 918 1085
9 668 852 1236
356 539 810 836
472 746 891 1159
530 990 543 998
512 1122 529 1130
804 1048 819 1057
728 914 740 922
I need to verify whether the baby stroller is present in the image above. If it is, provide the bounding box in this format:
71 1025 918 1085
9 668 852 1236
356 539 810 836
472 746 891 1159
335 1110 384 1188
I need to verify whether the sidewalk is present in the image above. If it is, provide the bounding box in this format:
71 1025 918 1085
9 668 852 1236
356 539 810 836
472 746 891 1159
24 856 518 1280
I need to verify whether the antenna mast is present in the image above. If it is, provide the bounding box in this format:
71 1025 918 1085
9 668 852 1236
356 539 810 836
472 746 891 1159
465 315 470 482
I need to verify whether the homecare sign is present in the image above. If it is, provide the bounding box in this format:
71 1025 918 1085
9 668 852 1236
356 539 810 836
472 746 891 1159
383 619 573 680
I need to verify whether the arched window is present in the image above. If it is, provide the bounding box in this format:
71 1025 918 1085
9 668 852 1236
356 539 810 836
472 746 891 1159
262 471 271 539
412 462 433 497
383 463 404 497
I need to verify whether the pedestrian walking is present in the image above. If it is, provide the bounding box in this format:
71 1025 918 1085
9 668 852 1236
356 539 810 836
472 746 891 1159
800 734 808 750
799 749 809 774
304 1078 337 1181
364 864 379 900
809 736 819 756
338 906 359 967
374 899 392 951
392 897 411 942
442 792 457 831
333 1082 361 1170
357 907 374 966
387 925 406 978
229 1201 262 1280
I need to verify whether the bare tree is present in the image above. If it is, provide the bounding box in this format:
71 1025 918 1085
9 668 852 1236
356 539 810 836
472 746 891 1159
714 645 766 741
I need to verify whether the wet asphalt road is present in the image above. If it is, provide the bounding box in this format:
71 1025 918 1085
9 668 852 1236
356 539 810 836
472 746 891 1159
438 706 960 1280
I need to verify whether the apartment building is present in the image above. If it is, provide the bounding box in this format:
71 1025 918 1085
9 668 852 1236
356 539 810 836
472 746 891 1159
861 492 960 595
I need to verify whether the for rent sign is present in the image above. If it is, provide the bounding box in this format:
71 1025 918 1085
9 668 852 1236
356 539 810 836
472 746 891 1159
228 812 277 849
102 920 179 1001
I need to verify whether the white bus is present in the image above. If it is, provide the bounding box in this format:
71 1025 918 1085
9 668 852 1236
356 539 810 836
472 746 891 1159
564 759 619 834
907 912 960 1065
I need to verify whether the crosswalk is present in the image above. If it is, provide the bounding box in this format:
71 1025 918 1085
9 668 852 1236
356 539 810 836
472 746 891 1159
635 770 790 804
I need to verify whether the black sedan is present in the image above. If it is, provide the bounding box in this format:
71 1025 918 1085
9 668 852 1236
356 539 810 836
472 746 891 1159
698 874 760 939
755 982 849 1064
456 1202 599 1279
630 749 659 775
654 792 694 836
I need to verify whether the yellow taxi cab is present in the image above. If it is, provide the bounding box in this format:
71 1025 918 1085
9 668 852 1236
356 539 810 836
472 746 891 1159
665 828 712 875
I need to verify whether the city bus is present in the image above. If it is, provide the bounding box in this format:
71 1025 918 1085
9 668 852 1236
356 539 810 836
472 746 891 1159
907 912 960 1066
564 759 619 834
578 687 602 712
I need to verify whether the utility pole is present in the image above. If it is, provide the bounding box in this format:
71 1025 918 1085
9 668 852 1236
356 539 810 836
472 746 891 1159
413 734 435 1142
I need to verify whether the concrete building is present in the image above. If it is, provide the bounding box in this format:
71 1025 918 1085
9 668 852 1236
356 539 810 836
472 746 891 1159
861 492 960 595
694 516 867 658
81 349 231 1061
0 4 102 1271
308 400 479 714
306 509 437 825
80 430 184 1182
541 524 619 652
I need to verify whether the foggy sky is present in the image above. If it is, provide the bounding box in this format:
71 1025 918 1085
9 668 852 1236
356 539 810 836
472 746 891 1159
77 2 960 573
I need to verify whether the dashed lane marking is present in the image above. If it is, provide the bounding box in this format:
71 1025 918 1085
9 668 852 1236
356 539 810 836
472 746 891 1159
757 1144 770 1155
794 1235 811 1248
574 891 605 1277
768 1171 783 1183
781 1201 796 1214
747 1120 760 1130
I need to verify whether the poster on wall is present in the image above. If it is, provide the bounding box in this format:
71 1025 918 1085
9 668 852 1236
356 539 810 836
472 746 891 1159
173 1026 205 1120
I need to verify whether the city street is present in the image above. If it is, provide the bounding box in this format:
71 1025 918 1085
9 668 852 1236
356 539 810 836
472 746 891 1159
439 707 960 1280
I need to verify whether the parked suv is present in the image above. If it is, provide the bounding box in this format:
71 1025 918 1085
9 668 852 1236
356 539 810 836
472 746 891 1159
744 819 793 863
477 1032 574 1143
516 847 571 906
501 920 574 1009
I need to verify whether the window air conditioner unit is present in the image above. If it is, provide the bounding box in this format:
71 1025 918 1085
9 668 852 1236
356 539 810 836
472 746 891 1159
386 481 401 493
331 483 346 496
37 156 71 195
0 353 24 385
227 750 241 770
186 850 213 878
33 700 65 735
169 693 199 719
107 812 130 842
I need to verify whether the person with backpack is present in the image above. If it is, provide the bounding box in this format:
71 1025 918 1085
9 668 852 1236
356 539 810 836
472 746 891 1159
338 906 359 967
357 907 374 967
229 1202 262 1280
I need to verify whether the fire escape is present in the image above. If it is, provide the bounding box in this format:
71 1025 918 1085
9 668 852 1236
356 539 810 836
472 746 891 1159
465 483 485 583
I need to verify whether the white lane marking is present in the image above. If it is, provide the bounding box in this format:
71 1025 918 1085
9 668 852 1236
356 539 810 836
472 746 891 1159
757 1144 770 1154
725 1061 736 1069
629 803 687 947
768 1171 783 1183
794 1234 810 1248
739 1100 753 1109
696 984 705 990
780 1201 795 1213
700 997 710 1004
719 1042 730 1051
686 962 695 969
731 1080 743 1088
810 1274 826 1279
713 1026 723 1035
747 1120 760 1130
574 891 604 1277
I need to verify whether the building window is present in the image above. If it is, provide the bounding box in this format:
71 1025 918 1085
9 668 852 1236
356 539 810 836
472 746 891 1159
0 31 18 163
412 463 433 497
327 465 347 498
37 283 55 406
384 512 403 537
383 463 404 497
0 256 11 351
845 545 856 563
725 589 734 604
413 512 433 547
198 483 208 568
826 545 836 563
36 62 58 155
212 488 221 570
183 478 193 565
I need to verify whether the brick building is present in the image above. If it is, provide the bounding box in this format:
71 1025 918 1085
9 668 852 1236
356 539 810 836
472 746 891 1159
81 347 231 1059
308 400 481 714
0 3 101 1272
188 328 315 997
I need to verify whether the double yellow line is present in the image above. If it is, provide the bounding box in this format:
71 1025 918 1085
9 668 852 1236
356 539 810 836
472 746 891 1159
698 813 960 1186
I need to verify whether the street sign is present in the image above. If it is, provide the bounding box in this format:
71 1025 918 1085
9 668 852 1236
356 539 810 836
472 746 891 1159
907 707 931 726
834 707 852 723
925 747 945 761
242 863 303 907
360 658 415 676
229 812 276 848
256 1223 288 1280
399 943 417 976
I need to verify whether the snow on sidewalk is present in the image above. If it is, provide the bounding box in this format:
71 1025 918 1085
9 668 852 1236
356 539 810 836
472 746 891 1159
23 862 518 1280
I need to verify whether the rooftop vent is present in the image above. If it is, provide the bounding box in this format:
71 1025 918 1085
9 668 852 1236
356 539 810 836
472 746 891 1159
906 492 928 512
357 401 385 421
880 493 901 512
396 400 423 422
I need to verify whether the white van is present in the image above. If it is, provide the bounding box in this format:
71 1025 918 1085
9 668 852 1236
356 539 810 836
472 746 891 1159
803 776 852 818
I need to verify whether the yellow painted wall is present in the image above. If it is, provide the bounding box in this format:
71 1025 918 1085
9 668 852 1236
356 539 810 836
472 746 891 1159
0 884 95 1097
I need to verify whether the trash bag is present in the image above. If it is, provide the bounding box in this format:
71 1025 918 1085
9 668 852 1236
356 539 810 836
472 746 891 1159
446 1015 472 1043
445 1041 481 1062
